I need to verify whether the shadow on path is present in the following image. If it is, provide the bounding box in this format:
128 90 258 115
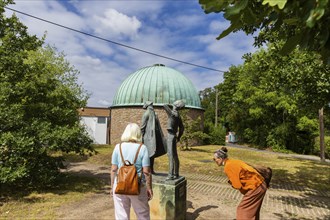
186 200 218 220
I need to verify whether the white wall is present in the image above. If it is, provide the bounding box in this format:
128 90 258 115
80 116 108 144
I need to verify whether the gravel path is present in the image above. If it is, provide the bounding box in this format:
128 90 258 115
57 162 330 220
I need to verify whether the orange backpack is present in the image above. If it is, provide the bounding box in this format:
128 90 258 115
115 143 142 195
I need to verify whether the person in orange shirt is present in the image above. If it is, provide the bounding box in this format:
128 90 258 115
213 147 267 220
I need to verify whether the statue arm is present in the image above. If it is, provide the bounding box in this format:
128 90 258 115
163 104 172 116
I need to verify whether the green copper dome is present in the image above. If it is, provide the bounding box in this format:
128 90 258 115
112 64 201 109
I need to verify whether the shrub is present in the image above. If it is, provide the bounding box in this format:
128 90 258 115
209 126 226 145
314 136 330 159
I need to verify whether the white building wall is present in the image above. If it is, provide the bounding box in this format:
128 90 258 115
80 116 108 144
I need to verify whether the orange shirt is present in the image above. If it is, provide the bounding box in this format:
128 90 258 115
224 159 264 194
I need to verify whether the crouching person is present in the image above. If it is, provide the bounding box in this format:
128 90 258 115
213 147 267 220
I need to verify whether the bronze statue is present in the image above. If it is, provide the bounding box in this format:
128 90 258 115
141 101 166 174
164 100 185 180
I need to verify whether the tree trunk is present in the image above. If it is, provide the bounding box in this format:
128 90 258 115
319 107 325 162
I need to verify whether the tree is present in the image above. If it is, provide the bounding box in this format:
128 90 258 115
199 87 217 126
0 1 94 186
199 73 240 143
219 42 330 154
199 0 330 64
179 110 209 150
200 0 330 160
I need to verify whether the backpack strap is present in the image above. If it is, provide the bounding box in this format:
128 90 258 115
133 143 143 164
119 143 125 164
119 143 143 165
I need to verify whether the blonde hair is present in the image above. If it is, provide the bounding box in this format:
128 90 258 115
121 123 142 142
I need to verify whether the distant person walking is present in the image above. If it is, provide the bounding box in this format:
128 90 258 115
110 123 153 220
213 147 267 220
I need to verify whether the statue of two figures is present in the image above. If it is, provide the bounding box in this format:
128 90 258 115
141 100 185 180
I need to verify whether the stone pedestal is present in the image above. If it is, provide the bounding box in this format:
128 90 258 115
149 173 187 220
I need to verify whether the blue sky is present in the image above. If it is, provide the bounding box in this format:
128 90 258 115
5 0 257 107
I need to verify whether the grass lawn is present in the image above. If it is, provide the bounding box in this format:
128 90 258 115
88 144 330 191
0 174 105 219
1 144 329 219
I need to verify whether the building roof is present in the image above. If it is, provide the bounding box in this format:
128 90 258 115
112 64 202 109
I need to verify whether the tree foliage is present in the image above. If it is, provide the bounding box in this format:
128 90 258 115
199 88 227 145
199 87 217 125
0 1 94 186
179 110 209 150
220 42 330 153
199 0 330 64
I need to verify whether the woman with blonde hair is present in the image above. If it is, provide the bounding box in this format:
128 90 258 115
213 147 267 220
111 123 153 220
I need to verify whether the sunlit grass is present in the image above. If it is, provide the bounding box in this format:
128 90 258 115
84 144 330 191
59 144 114 164
0 175 105 219
66 144 330 191
153 145 330 191
87 145 113 166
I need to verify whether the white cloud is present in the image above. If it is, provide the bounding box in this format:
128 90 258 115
206 32 256 64
93 9 141 39
98 99 112 106
194 30 256 68
81 38 115 57
209 20 231 33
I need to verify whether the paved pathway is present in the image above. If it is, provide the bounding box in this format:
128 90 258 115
185 172 330 219
186 143 330 219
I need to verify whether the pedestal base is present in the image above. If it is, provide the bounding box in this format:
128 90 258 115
149 173 187 220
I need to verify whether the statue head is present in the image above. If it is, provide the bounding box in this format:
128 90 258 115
143 101 153 109
173 100 185 110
